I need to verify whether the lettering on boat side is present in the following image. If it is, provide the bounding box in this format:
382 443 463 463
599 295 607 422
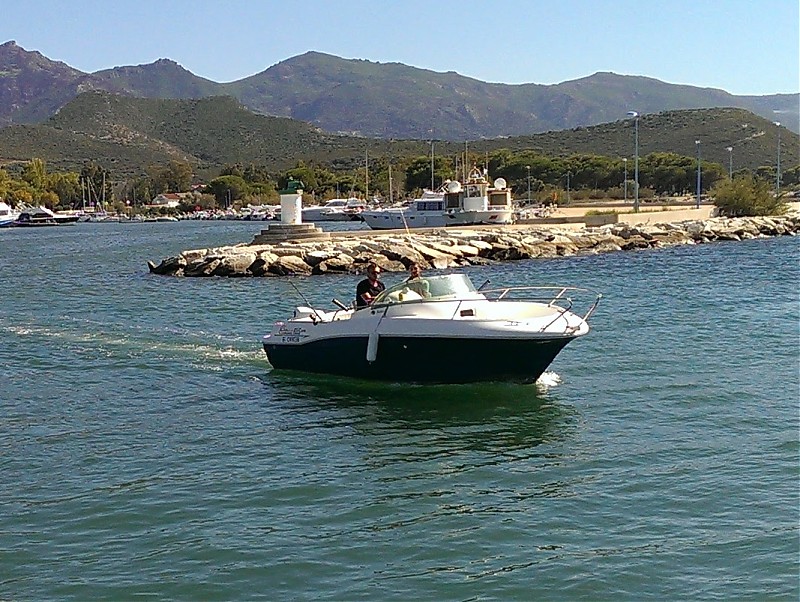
277 325 309 343
277 325 305 335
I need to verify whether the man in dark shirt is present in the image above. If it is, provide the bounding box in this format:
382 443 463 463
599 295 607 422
355 262 385 307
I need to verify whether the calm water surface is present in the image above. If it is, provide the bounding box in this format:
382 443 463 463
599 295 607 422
1 221 798 600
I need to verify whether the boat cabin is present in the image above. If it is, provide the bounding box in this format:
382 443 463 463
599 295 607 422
440 168 512 212
372 273 485 306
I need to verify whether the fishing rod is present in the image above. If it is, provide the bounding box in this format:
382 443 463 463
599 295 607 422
287 279 325 323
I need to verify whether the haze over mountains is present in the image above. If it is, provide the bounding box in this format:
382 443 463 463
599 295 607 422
1 40 797 139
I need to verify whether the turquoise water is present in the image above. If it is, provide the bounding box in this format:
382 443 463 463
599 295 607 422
1 221 798 600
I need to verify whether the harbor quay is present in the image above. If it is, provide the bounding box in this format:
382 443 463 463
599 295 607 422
147 214 800 278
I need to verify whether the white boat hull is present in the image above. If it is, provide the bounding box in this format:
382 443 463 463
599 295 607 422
361 208 514 230
302 208 354 221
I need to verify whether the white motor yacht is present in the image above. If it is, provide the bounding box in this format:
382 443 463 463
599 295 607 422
303 198 366 222
360 168 514 230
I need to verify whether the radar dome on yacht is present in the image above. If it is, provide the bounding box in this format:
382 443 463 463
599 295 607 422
446 180 462 193
493 177 507 189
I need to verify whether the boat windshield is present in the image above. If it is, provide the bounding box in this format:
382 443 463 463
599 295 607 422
372 273 478 305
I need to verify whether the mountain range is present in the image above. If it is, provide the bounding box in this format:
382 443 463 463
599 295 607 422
1 40 797 140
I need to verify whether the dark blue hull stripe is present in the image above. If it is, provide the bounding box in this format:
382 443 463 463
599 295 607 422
264 335 574 384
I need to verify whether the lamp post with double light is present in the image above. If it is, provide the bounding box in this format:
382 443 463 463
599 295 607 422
726 146 733 179
429 138 435 191
565 171 571 204
623 158 628 203
627 111 640 212
526 165 531 205
695 140 701 209
774 122 781 194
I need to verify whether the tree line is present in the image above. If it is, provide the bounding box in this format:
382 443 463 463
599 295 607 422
1 148 796 212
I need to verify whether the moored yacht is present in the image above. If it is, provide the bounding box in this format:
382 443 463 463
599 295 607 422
7 206 62 227
360 168 514 230
303 198 367 222
0 201 20 227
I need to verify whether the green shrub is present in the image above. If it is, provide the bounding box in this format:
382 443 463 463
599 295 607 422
712 175 787 216
585 209 618 216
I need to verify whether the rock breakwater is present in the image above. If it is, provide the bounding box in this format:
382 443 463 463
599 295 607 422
147 215 800 277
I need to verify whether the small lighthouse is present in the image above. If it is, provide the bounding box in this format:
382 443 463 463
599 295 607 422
250 177 329 244
279 177 304 225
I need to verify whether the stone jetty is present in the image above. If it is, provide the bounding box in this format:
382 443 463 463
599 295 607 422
147 215 800 278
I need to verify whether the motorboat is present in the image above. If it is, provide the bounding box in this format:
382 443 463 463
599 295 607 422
263 273 600 384
303 198 366 222
360 168 515 230
5 206 67 227
78 211 120 223
53 211 81 224
242 204 280 221
0 201 20 227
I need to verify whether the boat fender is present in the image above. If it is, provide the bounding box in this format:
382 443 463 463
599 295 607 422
366 332 379 363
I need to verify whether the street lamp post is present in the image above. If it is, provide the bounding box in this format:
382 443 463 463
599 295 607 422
695 140 701 209
623 158 628 203
726 146 733 179
774 122 781 194
429 138 435 191
627 111 640 212
526 165 531 205
566 171 571 204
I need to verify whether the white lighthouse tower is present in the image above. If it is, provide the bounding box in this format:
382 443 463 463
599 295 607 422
250 177 329 244
279 177 304 225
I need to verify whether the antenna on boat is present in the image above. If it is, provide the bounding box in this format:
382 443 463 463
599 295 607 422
287 280 325 323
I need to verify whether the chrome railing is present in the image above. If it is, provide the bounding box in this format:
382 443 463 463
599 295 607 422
480 286 602 322
367 285 601 327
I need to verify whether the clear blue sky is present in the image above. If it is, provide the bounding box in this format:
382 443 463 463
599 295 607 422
2 0 798 95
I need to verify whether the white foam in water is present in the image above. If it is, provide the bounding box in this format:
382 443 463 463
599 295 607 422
536 370 561 389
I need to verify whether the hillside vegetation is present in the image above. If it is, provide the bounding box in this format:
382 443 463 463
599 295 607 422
0 92 794 182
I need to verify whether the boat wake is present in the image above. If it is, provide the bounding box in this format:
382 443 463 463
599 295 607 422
2 320 264 372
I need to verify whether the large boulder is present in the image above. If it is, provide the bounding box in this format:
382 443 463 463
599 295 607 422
211 252 257 277
378 243 427 267
148 255 186 275
409 242 457 263
649 230 693 246
247 251 279 276
313 253 355 274
268 255 313 276
181 249 207 263
305 249 338 267
451 243 480 257
184 257 221 277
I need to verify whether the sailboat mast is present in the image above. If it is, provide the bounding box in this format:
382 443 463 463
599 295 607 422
365 149 369 201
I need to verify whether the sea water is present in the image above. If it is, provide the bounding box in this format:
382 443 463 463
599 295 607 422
1 221 797 600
